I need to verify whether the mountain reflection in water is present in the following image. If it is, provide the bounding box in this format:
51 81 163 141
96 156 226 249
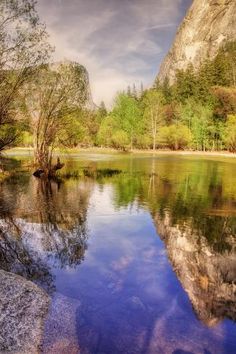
0 154 235 354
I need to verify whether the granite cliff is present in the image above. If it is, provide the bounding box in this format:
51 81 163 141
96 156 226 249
49 60 95 110
157 0 236 83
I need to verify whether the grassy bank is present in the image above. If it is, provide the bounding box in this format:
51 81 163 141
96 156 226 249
4 146 236 158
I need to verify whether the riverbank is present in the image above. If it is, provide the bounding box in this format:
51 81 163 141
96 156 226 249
4 146 236 159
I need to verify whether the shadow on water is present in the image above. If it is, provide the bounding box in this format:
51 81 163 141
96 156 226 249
0 154 236 353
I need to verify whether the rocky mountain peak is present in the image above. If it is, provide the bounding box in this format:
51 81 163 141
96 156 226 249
157 0 236 83
50 60 95 110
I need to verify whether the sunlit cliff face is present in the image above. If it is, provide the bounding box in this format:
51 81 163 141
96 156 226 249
154 211 236 326
157 0 236 83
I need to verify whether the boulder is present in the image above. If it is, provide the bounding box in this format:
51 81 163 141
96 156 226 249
0 270 50 353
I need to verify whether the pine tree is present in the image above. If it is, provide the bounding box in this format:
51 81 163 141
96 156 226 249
99 101 107 116
153 78 161 90
127 85 131 97
132 84 137 99
140 82 144 96
162 77 172 103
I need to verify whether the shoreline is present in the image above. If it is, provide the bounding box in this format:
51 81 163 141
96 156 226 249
3 147 236 159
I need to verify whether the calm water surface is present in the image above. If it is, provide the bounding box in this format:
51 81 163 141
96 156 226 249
0 153 236 354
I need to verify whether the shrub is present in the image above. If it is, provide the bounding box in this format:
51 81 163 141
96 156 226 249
223 115 236 152
111 130 129 150
157 124 192 150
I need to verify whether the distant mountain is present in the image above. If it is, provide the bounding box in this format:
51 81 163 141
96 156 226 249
50 60 95 110
157 0 236 83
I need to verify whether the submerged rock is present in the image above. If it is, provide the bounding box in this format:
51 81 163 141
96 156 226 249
43 293 80 354
0 269 50 353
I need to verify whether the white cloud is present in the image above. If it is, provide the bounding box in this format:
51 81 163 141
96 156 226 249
36 0 192 106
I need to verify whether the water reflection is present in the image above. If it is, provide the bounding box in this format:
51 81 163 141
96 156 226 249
0 154 236 353
106 157 236 326
155 212 236 325
0 174 91 291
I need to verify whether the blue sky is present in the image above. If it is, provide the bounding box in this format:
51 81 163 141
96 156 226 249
37 0 192 106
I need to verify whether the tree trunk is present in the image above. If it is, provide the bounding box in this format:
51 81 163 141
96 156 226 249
153 136 156 151
130 135 133 151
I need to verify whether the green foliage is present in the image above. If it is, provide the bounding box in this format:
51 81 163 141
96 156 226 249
96 101 107 124
163 102 179 125
223 115 236 152
97 115 116 147
97 115 130 150
179 99 213 150
24 62 90 169
135 134 152 149
174 64 198 103
20 131 33 147
0 124 19 149
59 113 84 147
97 93 146 150
111 130 129 150
151 41 236 151
157 124 192 150
0 0 51 152
143 90 165 150
169 41 236 106
111 93 142 150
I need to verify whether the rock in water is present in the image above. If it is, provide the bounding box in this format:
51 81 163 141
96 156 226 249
0 270 50 353
157 0 236 83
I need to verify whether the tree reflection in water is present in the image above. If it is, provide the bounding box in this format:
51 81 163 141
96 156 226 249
0 176 92 292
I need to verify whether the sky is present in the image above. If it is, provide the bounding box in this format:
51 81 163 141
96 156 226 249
36 0 192 107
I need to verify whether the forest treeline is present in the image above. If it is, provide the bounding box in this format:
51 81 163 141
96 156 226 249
20 40 236 153
0 0 236 176
91 40 236 152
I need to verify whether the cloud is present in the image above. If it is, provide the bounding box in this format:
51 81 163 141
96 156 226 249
36 0 192 106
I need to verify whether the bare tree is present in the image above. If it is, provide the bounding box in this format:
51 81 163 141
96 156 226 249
23 62 88 176
0 0 51 151
143 90 165 150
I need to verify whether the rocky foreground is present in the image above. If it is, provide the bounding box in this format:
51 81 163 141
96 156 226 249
0 270 50 353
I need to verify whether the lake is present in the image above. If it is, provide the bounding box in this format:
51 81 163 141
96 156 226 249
0 152 236 354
